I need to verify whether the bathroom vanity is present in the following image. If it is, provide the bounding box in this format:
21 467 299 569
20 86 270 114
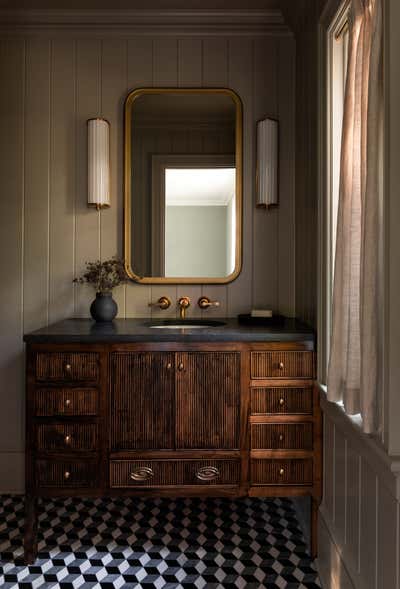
23 317 321 564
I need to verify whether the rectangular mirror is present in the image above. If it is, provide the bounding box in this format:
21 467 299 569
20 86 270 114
124 88 242 284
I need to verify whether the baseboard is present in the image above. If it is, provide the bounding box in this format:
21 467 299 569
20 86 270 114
0 451 24 493
317 510 355 589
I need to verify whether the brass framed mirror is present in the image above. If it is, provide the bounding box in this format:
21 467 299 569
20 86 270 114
124 87 243 284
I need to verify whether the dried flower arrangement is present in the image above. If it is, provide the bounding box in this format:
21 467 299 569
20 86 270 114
73 257 128 293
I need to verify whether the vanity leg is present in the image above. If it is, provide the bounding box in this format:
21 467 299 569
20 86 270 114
24 495 38 565
310 497 319 559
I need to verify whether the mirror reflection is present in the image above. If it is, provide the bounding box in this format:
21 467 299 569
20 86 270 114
125 89 242 283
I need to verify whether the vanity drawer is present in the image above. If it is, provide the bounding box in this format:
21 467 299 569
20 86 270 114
251 423 313 450
34 388 98 416
36 423 98 452
35 352 99 382
251 386 313 415
110 459 240 488
36 459 99 488
251 458 313 486
250 351 314 379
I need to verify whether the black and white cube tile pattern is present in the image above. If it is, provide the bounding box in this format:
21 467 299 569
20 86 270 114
0 495 321 588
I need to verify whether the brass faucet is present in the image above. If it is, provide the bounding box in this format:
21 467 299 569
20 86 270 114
178 297 191 320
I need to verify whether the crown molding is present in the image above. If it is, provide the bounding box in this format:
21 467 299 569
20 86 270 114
0 9 292 37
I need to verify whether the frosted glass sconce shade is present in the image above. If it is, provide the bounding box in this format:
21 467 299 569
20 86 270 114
87 118 110 209
256 117 278 208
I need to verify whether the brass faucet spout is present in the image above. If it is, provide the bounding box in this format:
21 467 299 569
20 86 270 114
178 297 191 320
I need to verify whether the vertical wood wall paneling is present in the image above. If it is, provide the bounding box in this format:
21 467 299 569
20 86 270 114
299 26 318 325
24 40 50 332
333 432 346 546
345 442 361 573
178 39 202 88
323 414 335 521
176 39 203 319
125 38 153 318
280 0 319 326
48 40 76 324
377 480 398 589
359 458 378 589
100 40 127 318
227 38 254 316
150 38 179 317
75 40 102 318
253 38 279 311
277 37 296 317
0 40 24 453
200 38 229 318
153 38 178 87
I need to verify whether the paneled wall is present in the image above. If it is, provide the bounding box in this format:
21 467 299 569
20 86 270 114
319 397 399 589
0 26 295 491
280 0 320 327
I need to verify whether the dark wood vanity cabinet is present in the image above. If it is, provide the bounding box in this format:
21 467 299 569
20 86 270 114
110 351 240 452
24 323 321 564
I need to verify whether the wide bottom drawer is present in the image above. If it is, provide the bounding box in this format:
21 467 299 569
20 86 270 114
251 458 313 486
110 459 240 488
36 459 99 488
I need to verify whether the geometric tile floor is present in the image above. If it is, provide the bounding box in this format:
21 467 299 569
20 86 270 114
0 495 321 588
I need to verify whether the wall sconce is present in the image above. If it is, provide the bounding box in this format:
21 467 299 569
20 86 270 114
87 118 110 210
256 117 279 208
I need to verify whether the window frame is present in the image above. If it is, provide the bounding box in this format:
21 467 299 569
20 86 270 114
318 0 351 385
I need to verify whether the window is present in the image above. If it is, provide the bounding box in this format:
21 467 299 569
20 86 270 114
325 1 350 373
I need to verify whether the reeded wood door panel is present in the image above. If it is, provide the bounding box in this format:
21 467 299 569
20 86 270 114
110 352 175 450
175 352 240 449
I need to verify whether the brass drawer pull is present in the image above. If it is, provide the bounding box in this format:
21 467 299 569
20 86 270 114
279 398 285 406
279 468 285 476
64 471 71 480
178 363 184 371
64 435 71 445
130 466 154 481
278 362 284 370
65 399 71 407
64 363 72 373
196 466 220 481
166 362 172 370
279 434 284 442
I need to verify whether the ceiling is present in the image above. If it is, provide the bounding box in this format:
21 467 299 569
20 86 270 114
0 0 282 9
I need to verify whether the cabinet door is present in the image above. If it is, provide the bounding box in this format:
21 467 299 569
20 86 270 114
110 352 175 450
175 352 240 449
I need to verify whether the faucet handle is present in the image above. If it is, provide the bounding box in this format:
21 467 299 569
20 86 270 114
178 297 191 310
148 296 171 310
198 296 220 310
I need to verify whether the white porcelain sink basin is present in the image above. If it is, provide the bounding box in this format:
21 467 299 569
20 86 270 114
147 319 226 329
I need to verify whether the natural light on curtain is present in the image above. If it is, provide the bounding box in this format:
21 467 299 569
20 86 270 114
327 0 383 433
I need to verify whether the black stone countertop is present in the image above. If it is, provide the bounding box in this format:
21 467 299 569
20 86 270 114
24 317 315 344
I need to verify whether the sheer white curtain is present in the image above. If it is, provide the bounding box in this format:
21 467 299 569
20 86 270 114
327 0 383 434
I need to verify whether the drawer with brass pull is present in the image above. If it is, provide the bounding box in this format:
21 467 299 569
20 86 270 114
35 352 99 382
36 459 99 488
250 351 314 379
110 459 240 488
251 387 313 415
34 388 98 416
251 458 313 486
251 423 313 450
36 423 98 452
